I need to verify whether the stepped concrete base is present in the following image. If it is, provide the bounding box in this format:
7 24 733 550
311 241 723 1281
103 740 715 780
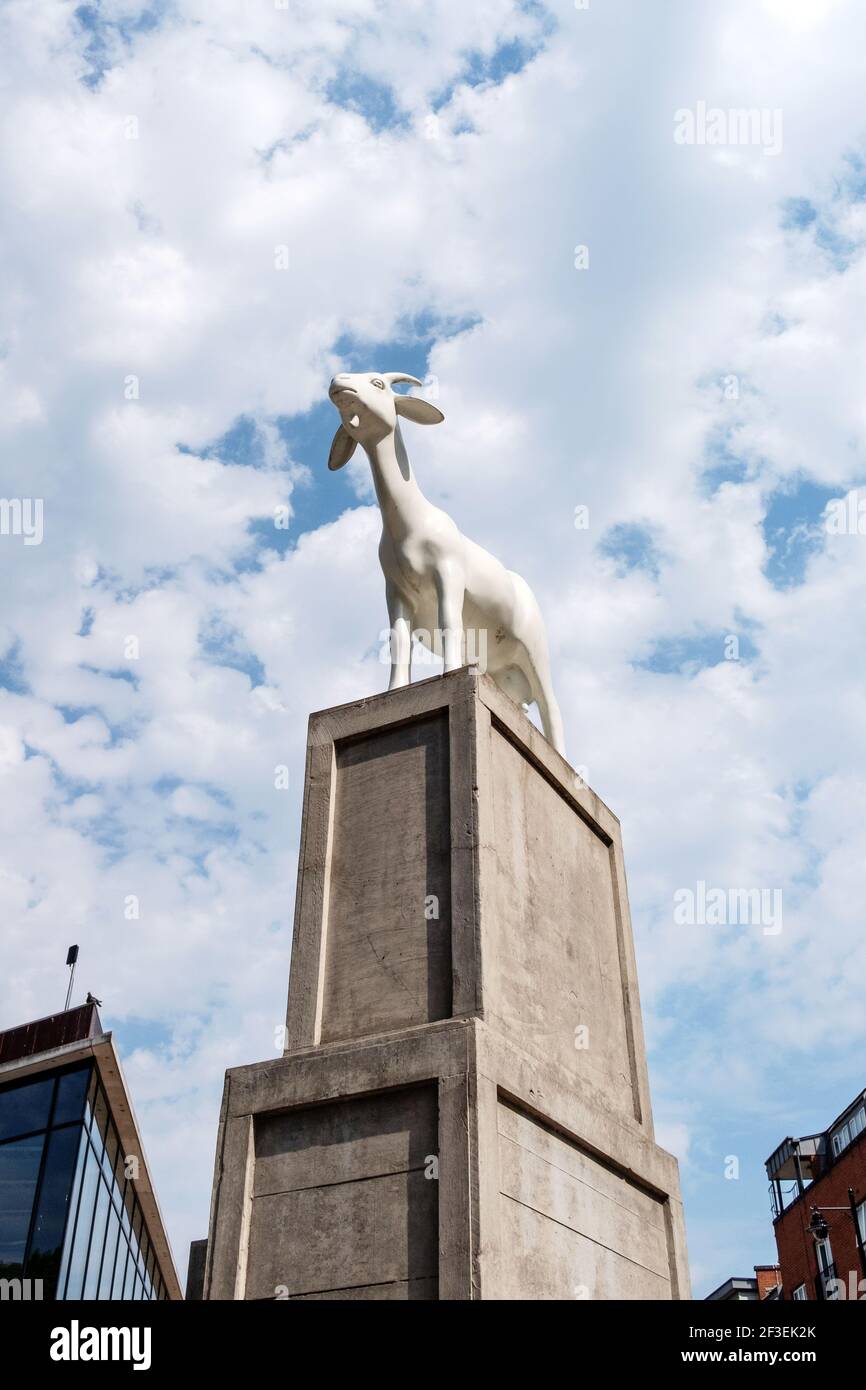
202 668 690 1300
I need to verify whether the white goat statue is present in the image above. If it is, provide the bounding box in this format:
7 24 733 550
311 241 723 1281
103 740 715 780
327 370 566 757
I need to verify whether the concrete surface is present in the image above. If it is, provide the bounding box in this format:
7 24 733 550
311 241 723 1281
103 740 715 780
203 668 689 1300
185 1239 207 1301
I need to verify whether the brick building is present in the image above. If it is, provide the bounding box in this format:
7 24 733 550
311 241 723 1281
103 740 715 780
706 1265 781 1301
766 1087 866 1300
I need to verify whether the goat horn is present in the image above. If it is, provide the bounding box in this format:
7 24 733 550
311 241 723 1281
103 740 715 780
383 373 423 388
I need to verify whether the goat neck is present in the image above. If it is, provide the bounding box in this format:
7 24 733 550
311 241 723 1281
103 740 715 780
363 422 426 538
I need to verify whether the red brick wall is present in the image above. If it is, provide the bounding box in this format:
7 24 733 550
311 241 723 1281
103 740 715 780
755 1264 781 1299
774 1133 866 1299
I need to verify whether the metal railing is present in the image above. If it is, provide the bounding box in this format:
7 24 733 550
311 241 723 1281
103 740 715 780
816 1262 839 1300
769 1178 811 1218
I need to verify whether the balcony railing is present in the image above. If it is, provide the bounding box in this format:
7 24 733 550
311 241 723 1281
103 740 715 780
816 1263 839 1301
769 1178 812 1218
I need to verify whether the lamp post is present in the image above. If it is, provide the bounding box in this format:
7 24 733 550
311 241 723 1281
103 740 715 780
807 1207 832 1299
848 1188 866 1282
807 1191 866 1297
64 944 79 1011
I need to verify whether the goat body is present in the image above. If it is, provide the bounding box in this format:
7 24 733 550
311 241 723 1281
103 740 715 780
328 370 566 756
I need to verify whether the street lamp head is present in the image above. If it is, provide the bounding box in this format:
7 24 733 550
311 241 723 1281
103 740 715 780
808 1208 830 1243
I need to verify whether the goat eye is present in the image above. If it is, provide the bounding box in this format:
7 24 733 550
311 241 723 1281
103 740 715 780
371 378 385 389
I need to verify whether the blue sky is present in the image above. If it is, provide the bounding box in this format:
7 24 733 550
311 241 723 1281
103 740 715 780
2 0 866 1300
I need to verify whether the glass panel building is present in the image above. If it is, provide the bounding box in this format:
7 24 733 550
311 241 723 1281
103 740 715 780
0 1003 181 1299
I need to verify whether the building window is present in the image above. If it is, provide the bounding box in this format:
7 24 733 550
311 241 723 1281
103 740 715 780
56 1072 168 1301
792 1283 807 1300
0 1075 54 1143
0 1063 169 1300
815 1236 839 1300
857 1199 866 1246
0 1065 90 1293
832 1103 866 1157
26 1125 81 1290
0 1133 45 1278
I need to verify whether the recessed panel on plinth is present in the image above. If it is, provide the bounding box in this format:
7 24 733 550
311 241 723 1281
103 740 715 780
320 715 452 1045
247 1086 438 1300
480 718 643 1124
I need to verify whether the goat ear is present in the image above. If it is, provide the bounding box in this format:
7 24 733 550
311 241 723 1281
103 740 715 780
328 425 357 470
394 395 444 426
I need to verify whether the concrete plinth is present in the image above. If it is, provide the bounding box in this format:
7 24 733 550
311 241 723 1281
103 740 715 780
203 668 689 1300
